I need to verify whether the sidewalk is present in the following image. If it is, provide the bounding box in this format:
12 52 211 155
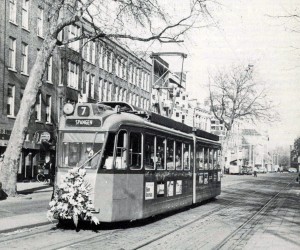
0 182 56 234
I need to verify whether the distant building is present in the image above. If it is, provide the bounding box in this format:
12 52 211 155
186 100 211 132
210 118 226 139
241 129 271 170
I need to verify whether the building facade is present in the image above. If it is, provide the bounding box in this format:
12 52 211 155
0 0 152 181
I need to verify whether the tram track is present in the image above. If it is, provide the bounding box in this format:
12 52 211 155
213 176 296 250
0 223 124 250
0 175 295 250
131 176 295 250
131 183 269 250
0 188 245 249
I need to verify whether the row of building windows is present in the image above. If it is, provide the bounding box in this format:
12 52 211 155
98 80 150 109
9 0 44 36
8 36 53 84
7 37 149 106
7 85 52 123
67 24 151 92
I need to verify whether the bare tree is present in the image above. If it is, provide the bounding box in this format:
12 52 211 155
267 5 300 57
0 0 213 196
208 64 277 167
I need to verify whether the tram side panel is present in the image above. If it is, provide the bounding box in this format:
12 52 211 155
142 171 193 218
195 170 221 203
94 172 144 222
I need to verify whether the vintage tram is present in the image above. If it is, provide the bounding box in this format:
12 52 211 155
55 101 222 222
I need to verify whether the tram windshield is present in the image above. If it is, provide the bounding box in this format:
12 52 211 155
59 132 105 169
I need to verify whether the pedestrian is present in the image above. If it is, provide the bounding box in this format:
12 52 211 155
48 155 56 186
253 166 258 177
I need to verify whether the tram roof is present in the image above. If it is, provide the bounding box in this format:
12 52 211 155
99 102 219 142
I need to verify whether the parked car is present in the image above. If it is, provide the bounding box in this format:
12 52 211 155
242 166 253 175
288 168 297 173
257 167 267 173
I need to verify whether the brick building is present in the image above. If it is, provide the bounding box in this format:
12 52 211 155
0 0 152 181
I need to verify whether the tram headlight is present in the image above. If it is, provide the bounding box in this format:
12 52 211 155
63 103 75 115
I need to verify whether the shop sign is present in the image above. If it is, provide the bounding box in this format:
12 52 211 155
40 132 51 142
145 182 154 200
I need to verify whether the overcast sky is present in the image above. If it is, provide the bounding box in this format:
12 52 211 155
142 0 300 149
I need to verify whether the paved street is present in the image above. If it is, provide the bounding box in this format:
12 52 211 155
0 182 52 219
0 173 299 250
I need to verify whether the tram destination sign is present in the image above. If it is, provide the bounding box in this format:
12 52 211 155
66 119 101 127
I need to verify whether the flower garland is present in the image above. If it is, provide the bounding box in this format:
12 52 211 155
47 167 99 227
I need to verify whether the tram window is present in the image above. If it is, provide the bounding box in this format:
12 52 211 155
175 141 182 170
156 136 165 170
199 173 204 184
129 132 142 170
101 133 115 169
115 130 127 170
204 148 209 170
61 132 104 169
78 143 93 168
196 143 204 170
68 143 80 166
166 139 175 170
144 134 155 170
212 149 217 169
216 150 221 169
209 149 213 170
183 143 190 170
190 146 194 171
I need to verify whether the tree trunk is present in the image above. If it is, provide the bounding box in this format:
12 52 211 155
0 37 57 196
220 132 232 173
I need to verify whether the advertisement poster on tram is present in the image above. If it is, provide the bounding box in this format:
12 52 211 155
167 181 174 196
199 173 204 184
176 180 182 195
145 182 154 200
157 183 165 197
218 171 221 182
204 173 208 184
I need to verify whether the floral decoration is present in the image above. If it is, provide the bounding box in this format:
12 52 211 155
47 167 99 227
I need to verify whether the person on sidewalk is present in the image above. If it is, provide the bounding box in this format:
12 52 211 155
253 166 258 177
